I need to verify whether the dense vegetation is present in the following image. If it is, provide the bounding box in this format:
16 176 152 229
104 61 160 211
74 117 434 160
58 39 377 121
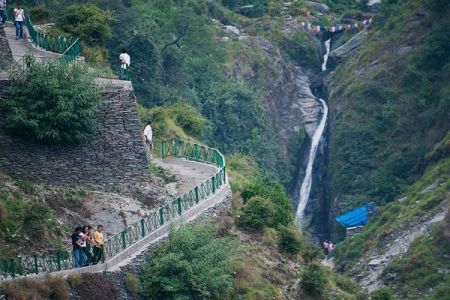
141 224 239 299
380 211 450 300
329 0 450 210
3 57 101 144
0 172 65 259
333 156 450 264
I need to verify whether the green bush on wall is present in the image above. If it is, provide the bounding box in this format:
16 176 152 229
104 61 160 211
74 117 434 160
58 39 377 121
3 56 101 144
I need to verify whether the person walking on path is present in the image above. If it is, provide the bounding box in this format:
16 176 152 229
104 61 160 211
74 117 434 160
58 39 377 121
0 0 6 26
71 226 83 268
143 121 153 160
92 225 105 264
119 48 131 80
13 3 25 39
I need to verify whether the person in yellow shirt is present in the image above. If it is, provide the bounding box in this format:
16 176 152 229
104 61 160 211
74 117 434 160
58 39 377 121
93 225 105 264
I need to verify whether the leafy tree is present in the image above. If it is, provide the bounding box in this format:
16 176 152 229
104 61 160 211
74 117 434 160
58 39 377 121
240 180 293 228
300 262 328 296
278 226 302 254
141 224 240 299
238 196 277 230
3 56 101 144
56 4 114 46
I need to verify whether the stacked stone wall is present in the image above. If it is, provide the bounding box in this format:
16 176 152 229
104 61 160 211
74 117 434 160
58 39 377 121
0 82 151 186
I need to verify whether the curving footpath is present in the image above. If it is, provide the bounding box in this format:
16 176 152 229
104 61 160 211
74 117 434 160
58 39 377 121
0 140 230 280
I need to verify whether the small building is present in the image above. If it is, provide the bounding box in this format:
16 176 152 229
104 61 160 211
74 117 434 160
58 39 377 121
336 202 376 236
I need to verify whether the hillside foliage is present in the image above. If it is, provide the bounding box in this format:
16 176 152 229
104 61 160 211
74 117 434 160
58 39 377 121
329 0 450 209
3 57 101 144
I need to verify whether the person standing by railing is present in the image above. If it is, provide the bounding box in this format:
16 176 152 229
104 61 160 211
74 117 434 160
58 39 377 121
0 0 6 26
119 48 131 80
71 226 84 268
144 121 153 160
92 225 105 264
13 3 25 40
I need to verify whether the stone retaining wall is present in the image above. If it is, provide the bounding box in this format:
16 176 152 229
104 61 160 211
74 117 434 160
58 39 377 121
0 81 151 186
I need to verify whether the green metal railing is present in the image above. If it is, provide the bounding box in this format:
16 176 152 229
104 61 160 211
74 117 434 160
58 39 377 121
7 9 81 62
0 139 226 279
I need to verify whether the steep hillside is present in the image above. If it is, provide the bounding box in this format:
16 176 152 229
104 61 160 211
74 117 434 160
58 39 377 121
326 0 450 297
327 0 450 211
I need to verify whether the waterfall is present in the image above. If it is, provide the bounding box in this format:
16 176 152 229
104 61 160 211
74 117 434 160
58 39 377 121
295 39 331 229
295 99 329 228
321 39 331 72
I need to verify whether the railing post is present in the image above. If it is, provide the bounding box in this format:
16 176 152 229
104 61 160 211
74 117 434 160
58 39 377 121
121 231 127 249
176 197 182 215
33 255 39 274
10 259 16 278
56 252 61 271
212 176 216 193
159 208 164 225
195 186 200 203
174 139 179 158
140 219 146 237
161 142 166 159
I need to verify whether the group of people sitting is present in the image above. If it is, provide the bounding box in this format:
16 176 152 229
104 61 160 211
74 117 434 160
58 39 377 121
323 240 335 255
71 225 106 268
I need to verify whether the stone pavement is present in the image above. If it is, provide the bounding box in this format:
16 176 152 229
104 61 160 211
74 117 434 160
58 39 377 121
3 22 61 63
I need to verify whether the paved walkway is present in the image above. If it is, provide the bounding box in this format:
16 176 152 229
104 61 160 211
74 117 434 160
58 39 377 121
154 158 219 197
4 22 61 63
2 157 230 281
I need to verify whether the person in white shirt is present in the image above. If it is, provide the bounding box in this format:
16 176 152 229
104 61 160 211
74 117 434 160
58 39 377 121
0 0 6 25
143 121 153 160
119 48 131 80
13 3 25 39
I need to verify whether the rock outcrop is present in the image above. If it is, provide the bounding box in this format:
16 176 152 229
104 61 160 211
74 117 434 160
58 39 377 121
328 30 368 68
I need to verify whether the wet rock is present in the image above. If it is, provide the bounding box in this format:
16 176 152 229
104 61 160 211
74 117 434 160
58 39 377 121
328 30 368 68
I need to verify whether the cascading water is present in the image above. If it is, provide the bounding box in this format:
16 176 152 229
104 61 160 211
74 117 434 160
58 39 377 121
321 39 331 72
295 39 331 229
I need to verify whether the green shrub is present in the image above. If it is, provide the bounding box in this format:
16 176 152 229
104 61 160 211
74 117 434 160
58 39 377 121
300 262 328 296
240 180 292 228
238 196 276 230
138 103 206 140
57 4 114 46
278 226 302 254
28 6 51 23
3 56 101 144
66 274 83 286
277 31 320 69
369 287 397 300
141 224 240 299
124 273 140 295
301 241 322 263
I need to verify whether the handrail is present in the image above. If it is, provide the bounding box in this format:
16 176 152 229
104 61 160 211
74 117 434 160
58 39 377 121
7 9 81 61
0 139 227 279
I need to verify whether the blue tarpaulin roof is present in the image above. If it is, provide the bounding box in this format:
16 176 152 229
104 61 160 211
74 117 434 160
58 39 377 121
336 203 376 228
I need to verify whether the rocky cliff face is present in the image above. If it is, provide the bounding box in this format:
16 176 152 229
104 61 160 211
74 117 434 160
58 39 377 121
226 29 331 239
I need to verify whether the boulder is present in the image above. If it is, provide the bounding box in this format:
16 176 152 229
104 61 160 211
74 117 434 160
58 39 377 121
306 1 330 13
328 30 368 68
223 25 240 35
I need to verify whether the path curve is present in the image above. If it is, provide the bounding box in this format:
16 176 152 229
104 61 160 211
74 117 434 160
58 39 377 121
1 156 230 280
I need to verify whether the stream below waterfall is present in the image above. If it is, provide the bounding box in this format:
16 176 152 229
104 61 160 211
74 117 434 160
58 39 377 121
295 39 331 229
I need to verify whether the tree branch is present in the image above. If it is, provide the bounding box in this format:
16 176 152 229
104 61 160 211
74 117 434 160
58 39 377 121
160 23 190 54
